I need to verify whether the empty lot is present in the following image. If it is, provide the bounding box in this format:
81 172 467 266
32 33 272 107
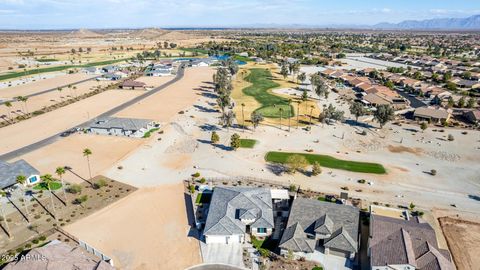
65 183 201 270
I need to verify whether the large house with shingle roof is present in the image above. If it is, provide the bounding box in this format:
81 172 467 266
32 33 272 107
203 186 275 244
0 160 40 190
278 198 359 260
369 214 454 270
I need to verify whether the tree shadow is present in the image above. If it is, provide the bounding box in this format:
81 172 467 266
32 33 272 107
468 194 480 201
344 119 376 129
65 168 93 186
201 92 218 99
194 105 217 113
199 124 221 131
266 163 286 176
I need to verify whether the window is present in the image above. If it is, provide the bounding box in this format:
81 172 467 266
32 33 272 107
257 228 267 234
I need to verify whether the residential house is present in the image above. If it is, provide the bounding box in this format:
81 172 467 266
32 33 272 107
101 65 117 73
3 240 115 270
451 78 480 89
369 214 454 270
0 160 40 189
413 107 452 123
83 67 101 75
464 110 480 125
278 198 360 260
88 117 156 138
96 73 122 81
203 186 275 244
119 80 146 90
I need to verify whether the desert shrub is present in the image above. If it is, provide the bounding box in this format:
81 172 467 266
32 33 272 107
94 179 107 189
430 169 437 176
192 172 200 178
447 134 454 141
67 184 82 194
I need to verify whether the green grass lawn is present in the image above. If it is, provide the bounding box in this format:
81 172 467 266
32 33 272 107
195 192 212 205
243 68 293 118
239 139 257 148
142 128 160 138
33 182 62 191
0 58 128 82
265 151 387 174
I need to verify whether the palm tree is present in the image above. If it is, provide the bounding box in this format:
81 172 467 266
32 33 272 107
279 107 284 130
4 101 12 120
0 191 12 238
309 105 315 125
241 103 245 132
287 99 292 132
16 175 30 223
55 167 68 204
83 148 93 183
296 100 301 129
40 174 57 218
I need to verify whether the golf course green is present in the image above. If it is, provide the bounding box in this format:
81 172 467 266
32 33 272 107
243 68 293 118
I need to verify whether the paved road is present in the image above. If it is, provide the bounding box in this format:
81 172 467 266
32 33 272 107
0 75 102 105
0 64 185 161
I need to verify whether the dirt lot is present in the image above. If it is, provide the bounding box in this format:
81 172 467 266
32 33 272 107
0 73 94 98
135 75 174 88
0 176 136 255
2 79 112 114
115 66 214 122
0 89 141 155
13 133 145 184
439 217 480 270
64 183 201 270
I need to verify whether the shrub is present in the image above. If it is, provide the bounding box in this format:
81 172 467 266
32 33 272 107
358 179 366 184
430 169 437 176
192 172 200 178
447 134 454 141
199 178 206 184
94 179 107 189
311 162 322 176
189 185 195 194
38 235 46 241
67 184 82 194
289 184 297 192
285 154 308 174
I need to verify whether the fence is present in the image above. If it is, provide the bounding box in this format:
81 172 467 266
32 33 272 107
78 240 114 267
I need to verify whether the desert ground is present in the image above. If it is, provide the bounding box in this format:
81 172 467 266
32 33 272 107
134 75 174 88
0 90 141 155
439 217 480 270
13 134 145 184
115 66 215 121
0 73 94 97
64 183 200 270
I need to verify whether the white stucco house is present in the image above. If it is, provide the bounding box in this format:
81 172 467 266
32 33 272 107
88 117 157 138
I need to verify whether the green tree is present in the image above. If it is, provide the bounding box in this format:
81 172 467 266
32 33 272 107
241 103 246 131
409 202 416 210
211 131 219 146
312 162 322 176
297 72 306 87
251 112 264 130
83 148 93 184
285 154 308 174
230 133 241 150
385 80 395 89
40 174 58 218
457 97 466 108
374 105 394 129
349 102 365 122
420 122 428 132
280 64 289 80
0 191 11 237
447 96 455 108
16 175 30 222
55 167 68 204
3 101 12 120
467 97 476 108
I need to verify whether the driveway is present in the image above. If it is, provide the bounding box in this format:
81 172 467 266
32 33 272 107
200 242 245 268
304 251 353 270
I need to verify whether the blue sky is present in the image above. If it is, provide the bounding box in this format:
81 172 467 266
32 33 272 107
0 0 479 29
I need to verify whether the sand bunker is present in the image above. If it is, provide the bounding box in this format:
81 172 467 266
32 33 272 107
387 145 423 156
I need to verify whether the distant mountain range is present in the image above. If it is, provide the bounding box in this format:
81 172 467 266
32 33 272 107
373 15 480 30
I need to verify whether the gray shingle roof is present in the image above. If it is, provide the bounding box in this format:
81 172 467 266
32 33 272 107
370 214 454 270
90 117 152 132
279 198 359 253
0 160 39 189
204 187 274 236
